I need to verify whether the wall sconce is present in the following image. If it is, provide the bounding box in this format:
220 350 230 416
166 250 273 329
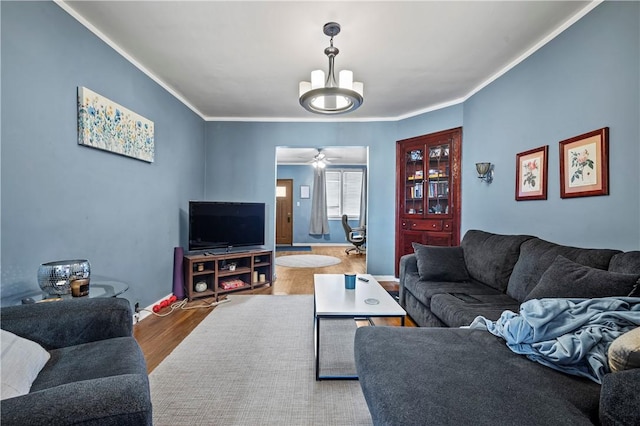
475 162 493 184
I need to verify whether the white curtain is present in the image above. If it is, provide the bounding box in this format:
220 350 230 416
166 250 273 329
309 167 330 235
359 168 367 228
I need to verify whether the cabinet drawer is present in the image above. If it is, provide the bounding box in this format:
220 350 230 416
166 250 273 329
425 233 452 246
409 220 443 231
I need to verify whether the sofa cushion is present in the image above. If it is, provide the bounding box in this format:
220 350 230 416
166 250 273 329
430 293 520 327
355 327 600 426
524 255 640 301
412 243 469 282
31 337 146 392
608 251 640 274
608 326 640 372
403 291 447 327
506 238 621 302
461 230 534 292
403 276 501 309
0 329 50 400
600 368 640 426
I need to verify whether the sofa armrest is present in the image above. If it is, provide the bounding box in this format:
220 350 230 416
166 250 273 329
0 374 152 425
399 254 418 306
0 297 132 350
599 368 640 425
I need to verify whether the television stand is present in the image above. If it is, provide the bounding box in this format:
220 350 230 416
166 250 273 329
183 250 273 301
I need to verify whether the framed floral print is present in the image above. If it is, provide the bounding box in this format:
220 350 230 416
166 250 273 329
559 127 609 198
516 145 548 201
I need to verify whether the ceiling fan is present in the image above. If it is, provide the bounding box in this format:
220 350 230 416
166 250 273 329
308 149 336 168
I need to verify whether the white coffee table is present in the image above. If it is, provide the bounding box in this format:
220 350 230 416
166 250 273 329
314 273 406 380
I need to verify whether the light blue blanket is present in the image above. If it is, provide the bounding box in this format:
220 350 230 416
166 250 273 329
469 297 640 383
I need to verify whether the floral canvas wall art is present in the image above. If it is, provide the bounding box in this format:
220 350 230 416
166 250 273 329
78 87 154 162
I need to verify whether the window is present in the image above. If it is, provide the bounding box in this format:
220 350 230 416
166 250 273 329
326 169 364 218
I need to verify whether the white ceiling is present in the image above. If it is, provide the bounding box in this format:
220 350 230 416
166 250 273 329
60 1 597 122
276 146 367 165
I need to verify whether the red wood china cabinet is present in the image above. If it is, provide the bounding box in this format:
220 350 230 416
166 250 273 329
395 127 462 276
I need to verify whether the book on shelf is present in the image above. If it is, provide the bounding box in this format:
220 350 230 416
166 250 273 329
409 184 423 199
428 182 449 198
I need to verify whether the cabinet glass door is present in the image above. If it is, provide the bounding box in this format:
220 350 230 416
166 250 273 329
404 148 424 215
427 143 450 215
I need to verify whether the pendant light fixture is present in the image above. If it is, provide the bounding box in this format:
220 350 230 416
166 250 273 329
299 22 364 115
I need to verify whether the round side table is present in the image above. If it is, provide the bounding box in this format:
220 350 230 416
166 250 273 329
1 277 129 306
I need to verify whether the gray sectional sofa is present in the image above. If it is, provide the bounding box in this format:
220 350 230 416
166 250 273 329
355 230 640 425
1 297 152 425
399 230 639 327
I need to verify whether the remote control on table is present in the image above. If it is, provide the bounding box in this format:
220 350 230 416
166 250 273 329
357 277 369 282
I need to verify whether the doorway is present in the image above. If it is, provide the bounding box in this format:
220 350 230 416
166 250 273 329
275 179 293 245
274 146 368 258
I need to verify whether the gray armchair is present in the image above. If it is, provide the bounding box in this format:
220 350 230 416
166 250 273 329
342 214 366 254
1 297 152 425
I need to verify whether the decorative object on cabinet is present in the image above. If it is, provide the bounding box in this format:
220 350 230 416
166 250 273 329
299 22 364 115
77 87 154 163
516 145 548 201
395 127 462 277
183 250 272 301
559 127 609 199
475 162 493 184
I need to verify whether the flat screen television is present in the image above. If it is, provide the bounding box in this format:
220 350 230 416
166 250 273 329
189 201 265 252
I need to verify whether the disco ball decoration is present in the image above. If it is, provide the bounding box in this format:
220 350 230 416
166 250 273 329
37 259 91 296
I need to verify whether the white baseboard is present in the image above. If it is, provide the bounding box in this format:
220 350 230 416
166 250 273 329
295 243 352 247
373 275 398 282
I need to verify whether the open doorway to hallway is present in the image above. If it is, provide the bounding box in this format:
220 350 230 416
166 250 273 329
274 146 368 269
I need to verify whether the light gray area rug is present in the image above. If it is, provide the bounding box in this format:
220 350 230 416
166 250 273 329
149 295 372 425
275 254 341 268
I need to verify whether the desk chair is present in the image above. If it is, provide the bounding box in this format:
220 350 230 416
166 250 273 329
342 214 366 255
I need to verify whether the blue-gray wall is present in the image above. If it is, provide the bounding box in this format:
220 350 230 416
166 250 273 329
1 1 205 308
276 165 365 244
2 1 638 308
204 121 400 275
462 1 639 250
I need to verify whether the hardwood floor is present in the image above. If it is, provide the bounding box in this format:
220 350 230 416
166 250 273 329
133 246 410 373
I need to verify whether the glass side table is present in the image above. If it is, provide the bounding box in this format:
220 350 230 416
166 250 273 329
1 276 129 307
